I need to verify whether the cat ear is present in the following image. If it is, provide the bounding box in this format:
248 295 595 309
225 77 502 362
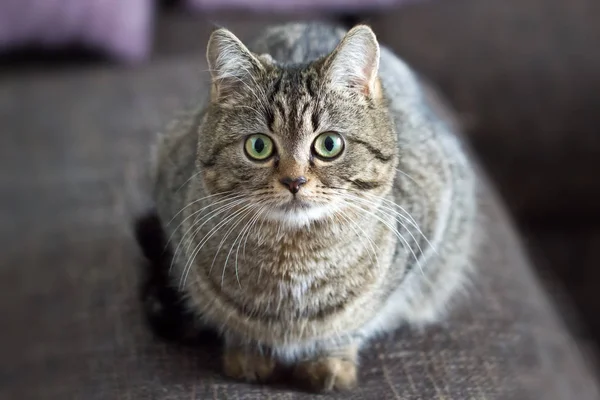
324 25 381 98
206 28 264 101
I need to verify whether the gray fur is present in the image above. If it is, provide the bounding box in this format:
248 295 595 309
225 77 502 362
153 22 476 390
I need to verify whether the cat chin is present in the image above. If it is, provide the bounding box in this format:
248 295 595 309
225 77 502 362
264 203 339 229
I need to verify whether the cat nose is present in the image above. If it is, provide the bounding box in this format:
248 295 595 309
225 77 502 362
280 176 307 194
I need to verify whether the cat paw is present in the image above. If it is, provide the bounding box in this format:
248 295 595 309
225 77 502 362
223 348 276 383
293 357 358 392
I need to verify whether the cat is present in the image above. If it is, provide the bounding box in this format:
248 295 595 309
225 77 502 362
149 22 476 392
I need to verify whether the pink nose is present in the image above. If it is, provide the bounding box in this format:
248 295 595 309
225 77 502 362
280 176 307 194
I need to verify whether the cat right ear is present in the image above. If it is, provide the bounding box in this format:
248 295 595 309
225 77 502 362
324 25 381 98
206 28 264 102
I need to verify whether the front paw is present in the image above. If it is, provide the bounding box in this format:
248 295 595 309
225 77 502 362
293 357 358 392
223 348 277 383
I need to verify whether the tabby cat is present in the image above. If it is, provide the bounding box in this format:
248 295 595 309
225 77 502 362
151 22 476 391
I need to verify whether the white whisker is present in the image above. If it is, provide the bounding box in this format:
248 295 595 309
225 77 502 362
339 198 426 278
170 197 247 274
332 188 437 256
165 193 245 252
336 209 381 270
166 190 234 227
361 191 438 256
339 193 428 259
238 204 267 278
223 205 263 288
178 201 250 288
394 167 421 188
175 170 205 194
209 205 255 287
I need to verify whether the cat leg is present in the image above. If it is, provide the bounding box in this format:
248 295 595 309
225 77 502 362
222 336 277 383
292 343 359 392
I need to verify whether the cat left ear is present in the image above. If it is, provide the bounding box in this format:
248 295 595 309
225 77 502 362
206 28 264 101
324 25 381 98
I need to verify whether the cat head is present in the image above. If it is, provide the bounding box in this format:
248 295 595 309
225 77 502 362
198 25 397 228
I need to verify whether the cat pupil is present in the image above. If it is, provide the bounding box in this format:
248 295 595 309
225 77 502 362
324 136 334 152
254 138 265 153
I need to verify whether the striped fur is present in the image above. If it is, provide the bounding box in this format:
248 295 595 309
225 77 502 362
153 23 476 391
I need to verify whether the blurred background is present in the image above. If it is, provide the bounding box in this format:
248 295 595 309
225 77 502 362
1 0 599 396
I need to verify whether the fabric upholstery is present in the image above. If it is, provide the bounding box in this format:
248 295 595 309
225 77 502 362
1 58 599 399
0 0 153 62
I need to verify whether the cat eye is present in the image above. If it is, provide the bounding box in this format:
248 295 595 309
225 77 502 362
245 134 274 160
312 132 344 159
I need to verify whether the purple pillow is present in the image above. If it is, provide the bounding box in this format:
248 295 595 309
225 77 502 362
186 0 423 12
0 0 153 63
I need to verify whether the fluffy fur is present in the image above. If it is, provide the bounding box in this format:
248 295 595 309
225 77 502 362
152 22 476 391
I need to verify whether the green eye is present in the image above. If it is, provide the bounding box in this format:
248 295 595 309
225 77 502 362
245 134 274 160
313 132 344 159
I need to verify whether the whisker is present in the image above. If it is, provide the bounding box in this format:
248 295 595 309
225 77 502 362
165 193 245 252
166 190 234 227
360 191 438 256
339 198 426 277
208 202 253 273
329 187 437 255
169 197 247 274
180 203 251 289
364 191 419 225
208 205 255 287
175 170 205 194
338 187 418 228
166 188 272 254
238 204 267 278
339 193 428 259
336 208 381 270
173 200 245 281
394 167 421 188
222 205 262 288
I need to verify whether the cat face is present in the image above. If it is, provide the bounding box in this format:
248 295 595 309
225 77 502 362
198 26 397 228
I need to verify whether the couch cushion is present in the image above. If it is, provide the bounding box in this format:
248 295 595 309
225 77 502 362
1 59 598 399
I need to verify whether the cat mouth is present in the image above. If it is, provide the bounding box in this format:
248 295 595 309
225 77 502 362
279 198 312 212
265 198 337 227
